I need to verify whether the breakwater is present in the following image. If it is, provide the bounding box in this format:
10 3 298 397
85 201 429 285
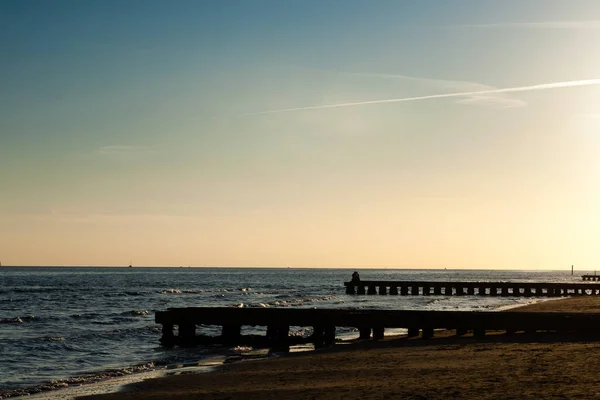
155 307 600 348
345 280 600 296
582 275 600 281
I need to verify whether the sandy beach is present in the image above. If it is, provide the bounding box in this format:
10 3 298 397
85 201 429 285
66 297 600 400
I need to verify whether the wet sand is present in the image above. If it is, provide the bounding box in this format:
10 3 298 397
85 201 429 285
76 297 600 400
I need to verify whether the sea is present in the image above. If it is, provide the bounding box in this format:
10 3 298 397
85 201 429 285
0 267 583 398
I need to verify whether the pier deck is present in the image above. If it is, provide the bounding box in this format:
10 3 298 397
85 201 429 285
344 280 600 296
155 307 600 348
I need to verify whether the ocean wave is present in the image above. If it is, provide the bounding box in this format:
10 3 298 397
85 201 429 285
41 337 65 342
425 298 450 306
10 287 62 294
120 310 150 317
70 313 101 320
159 288 183 294
125 291 150 296
232 345 253 352
237 295 340 308
0 315 35 324
158 288 232 295
0 362 157 399
0 297 25 303
289 327 312 337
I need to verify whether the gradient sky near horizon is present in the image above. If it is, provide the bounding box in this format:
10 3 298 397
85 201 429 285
1 0 600 268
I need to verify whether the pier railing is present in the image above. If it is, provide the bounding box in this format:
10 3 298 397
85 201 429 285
344 280 600 296
155 307 600 348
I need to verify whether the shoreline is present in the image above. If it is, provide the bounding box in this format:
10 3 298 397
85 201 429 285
6 296 598 400
79 296 600 400
10 297 600 400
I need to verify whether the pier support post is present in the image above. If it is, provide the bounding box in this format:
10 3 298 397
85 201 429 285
160 324 175 347
367 285 377 295
390 286 399 295
357 285 366 295
411 285 419 295
524 287 532 296
467 287 475 295
312 325 325 348
373 327 385 340
473 328 486 338
379 285 387 295
407 327 419 337
445 286 453 296
400 286 409 296
422 327 434 339
266 325 278 340
275 325 290 345
359 327 372 340
178 323 196 347
501 287 509 297
222 324 241 344
433 285 442 295
346 285 355 295
456 327 467 337
324 326 336 346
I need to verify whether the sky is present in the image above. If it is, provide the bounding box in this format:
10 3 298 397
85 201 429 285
1 0 599 268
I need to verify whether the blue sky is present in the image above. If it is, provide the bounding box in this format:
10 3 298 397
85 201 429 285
1 1 599 267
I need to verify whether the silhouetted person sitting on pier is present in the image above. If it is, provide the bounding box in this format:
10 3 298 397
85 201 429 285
351 271 360 283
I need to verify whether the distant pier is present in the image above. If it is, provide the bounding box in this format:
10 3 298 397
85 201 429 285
582 275 600 282
344 281 600 296
155 307 600 348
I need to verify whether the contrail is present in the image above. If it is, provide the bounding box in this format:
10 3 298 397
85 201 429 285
243 79 600 116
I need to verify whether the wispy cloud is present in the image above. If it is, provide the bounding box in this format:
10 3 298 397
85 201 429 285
243 79 600 116
455 95 526 108
452 20 600 29
290 66 524 108
253 67 528 115
95 145 156 156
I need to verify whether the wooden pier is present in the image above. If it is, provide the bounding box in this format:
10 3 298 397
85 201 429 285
345 281 600 296
582 275 600 281
155 307 600 348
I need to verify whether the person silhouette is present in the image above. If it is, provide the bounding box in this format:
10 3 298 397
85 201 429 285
351 271 360 283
